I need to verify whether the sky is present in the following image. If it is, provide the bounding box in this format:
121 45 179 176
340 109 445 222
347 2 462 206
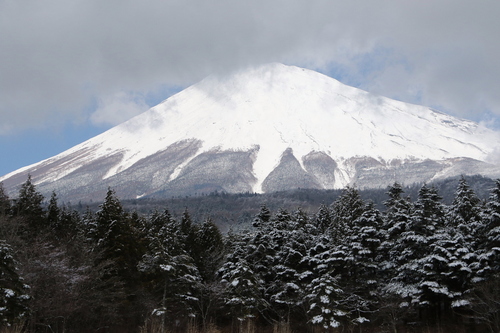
1 0 500 177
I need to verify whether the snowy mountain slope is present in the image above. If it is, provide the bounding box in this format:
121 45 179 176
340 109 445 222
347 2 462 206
2 63 500 201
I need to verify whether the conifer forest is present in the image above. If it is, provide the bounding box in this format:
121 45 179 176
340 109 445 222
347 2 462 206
0 176 500 333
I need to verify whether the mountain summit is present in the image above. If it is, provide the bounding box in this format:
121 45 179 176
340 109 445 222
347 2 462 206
2 63 500 201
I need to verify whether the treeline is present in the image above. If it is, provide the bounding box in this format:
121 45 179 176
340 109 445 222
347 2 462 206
0 176 499 332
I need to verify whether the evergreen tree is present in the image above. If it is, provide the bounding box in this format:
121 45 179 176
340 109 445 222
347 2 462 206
138 209 200 324
314 204 333 234
380 183 413 282
478 179 500 277
56 205 81 239
252 204 271 228
440 177 483 311
0 183 10 217
305 273 347 330
192 218 224 282
340 202 385 326
447 176 482 241
385 184 446 318
179 208 197 251
0 240 30 326
330 186 365 244
302 235 349 329
383 182 412 242
90 189 142 328
46 191 60 232
12 175 45 233
94 188 126 243
412 184 445 235
219 257 266 325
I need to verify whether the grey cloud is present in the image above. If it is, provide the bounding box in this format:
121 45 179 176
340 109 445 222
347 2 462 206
1 0 500 134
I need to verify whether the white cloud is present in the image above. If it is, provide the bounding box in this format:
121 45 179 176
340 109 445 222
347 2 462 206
90 92 149 126
1 0 500 133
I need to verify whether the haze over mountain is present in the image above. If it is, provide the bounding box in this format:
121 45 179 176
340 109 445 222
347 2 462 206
2 63 500 202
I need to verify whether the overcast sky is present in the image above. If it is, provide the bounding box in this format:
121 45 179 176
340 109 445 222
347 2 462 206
1 0 500 176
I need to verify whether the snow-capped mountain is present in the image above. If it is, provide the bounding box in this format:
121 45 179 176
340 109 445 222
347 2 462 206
2 63 500 201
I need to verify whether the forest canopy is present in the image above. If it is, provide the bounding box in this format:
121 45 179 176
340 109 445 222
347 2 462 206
0 175 499 332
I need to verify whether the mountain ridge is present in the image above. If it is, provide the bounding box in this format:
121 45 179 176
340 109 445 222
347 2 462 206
2 63 500 201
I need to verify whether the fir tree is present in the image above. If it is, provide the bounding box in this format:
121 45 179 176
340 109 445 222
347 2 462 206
447 176 482 241
138 209 200 323
386 184 446 317
314 204 333 234
192 218 224 282
90 189 142 327
383 182 412 241
341 202 384 326
380 182 413 282
0 240 30 326
46 191 60 232
478 179 500 277
330 186 365 244
0 183 10 217
219 257 266 324
305 273 347 330
12 175 45 233
252 204 271 228
302 235 348 329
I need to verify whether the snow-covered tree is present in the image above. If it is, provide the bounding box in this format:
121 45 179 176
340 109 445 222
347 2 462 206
252 204 271 228
341 202 385 326
330 186 365 244
313 204 332 234
12 175 45 233
385 184 447 317
89 189 143 327
305 272 346 330
380 183 413 280
383 182 412 243
476 179 500 280
447 176 482 242
191 218 224 282
0 240 30 326
138 209 200 323
302 236 348 330
219 257 266 323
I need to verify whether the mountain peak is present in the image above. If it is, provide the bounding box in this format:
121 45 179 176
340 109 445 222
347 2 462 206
2 63 500 201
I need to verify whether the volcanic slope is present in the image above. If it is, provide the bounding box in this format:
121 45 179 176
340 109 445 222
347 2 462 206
2 63 500 201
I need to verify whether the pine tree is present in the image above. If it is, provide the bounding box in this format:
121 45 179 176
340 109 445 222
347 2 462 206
440 177 483 312
179 208 197 251
219 257 266 324
94 188 126 243
478 179 500 277
192 218 224 282
252 204 271 228
314 204 333 234
383 182 412 242
0 240 30 326
447 176 482 240
12 175 45 233
46 191 61 233
330 186 365 244
386 184 447 319
380 182 413 282
305 272 347 330
90 188 142 327
301 234 349 329
342 202 384 326
0 183 10 217
138 209 200 324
